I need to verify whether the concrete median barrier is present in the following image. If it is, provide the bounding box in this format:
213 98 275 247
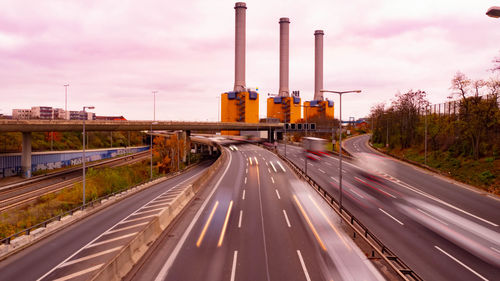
91 146 228 281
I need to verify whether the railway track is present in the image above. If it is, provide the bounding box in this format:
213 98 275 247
0 151 150 212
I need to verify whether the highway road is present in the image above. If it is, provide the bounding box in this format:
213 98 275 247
277 135 500 281
131 145 384 281
0 161 212 281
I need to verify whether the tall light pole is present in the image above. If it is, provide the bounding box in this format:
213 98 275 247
321 89 361 214
150 121 158 180
152 91 158 121
82 106 94 206
486 6 500 18
64 84 69 119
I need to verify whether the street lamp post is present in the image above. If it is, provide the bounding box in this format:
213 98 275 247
150 121 158 180
320 89 361 214
152 91 158 121
82 106 94 206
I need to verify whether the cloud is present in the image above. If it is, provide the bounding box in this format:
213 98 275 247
0 0 498 120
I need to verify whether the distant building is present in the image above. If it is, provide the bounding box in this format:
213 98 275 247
52 108 67 120
12 109 32 120
95 115 127 121
69 110 95 120
30 106 53 119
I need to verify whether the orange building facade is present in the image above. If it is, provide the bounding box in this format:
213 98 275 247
303 100 334 121
221 91 259 135
266 96 301 123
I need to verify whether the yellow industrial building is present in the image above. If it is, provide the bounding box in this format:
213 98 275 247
303 100 334 121
266 96 301 123
221 91 259 135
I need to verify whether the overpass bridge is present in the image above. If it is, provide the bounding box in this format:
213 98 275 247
0 120 282 178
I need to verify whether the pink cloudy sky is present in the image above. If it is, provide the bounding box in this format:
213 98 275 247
0 0 499 121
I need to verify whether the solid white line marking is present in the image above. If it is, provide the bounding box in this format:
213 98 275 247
238 210 243 228
435 246 489 281
154 149 233 281
270 162 277 172
249 157 252 165
490 247 500 254
242 189 246 200
319 168 325 174
277 161 286 172
142 203 168 209
107 222 148 234
87 232 137 248
349 189 365 199
271 177 275 184
120 214 157 224
244 177 247 184
254 157 258 165
134 208 164 214
37 168 207 281
379 208 404 225
52 263 104 281
297 250 311 281
283 210 291 227
392 180 498 227
417 208 449 226
230 251 238 281
275 189 281 200
61 247 121 267
356 177 396 198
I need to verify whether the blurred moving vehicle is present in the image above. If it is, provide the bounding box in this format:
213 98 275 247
302 137 326 160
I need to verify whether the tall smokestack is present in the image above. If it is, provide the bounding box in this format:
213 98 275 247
234 2 247 92
279 17 290 97
314 30 324 100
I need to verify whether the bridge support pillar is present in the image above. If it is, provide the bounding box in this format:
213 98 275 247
21 132 32 178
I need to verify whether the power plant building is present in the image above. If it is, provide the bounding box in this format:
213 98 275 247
304 30 334 121
221 2 259 135
267 17 302 123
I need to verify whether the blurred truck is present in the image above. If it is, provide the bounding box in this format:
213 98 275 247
302 137 326 160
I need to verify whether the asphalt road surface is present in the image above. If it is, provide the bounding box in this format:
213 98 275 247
277 135 500 281
134 145 385 281
0 162 212 281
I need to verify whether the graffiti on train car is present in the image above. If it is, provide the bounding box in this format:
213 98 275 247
0 146 149 178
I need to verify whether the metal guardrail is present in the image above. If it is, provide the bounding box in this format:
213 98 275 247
270 147 423 281
0 173 168 245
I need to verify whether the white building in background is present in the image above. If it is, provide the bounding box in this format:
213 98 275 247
12 109 32 120
30 106 53 119
52 108 67 119
12 106 95 120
